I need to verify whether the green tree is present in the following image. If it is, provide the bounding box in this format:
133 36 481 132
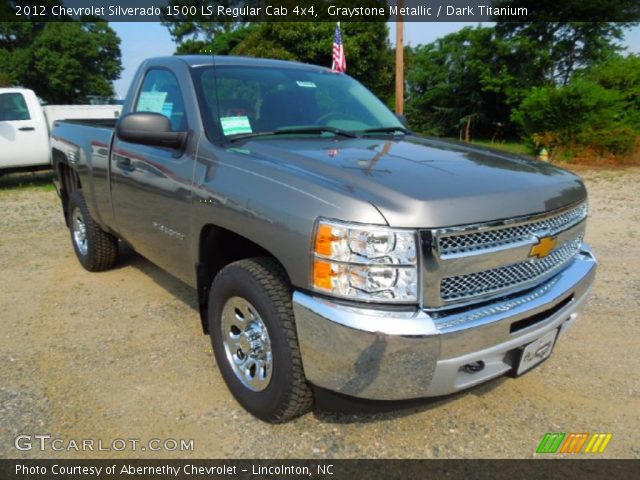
405 26 517 139
513 53 640 160
582 54 640 127
160 0 255 47
512 79 635 158
0 21 122 103
405 16 638 140
0 72 11 87
175 24 258 55
494 1 639 85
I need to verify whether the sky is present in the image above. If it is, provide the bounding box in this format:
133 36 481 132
111 22 640 99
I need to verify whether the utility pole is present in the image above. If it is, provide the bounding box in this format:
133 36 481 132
395 2 404 115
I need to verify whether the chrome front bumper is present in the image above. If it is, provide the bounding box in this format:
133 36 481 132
292 245 597 400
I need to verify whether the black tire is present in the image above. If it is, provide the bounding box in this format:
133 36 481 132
208 257 313 423
67 190 118 272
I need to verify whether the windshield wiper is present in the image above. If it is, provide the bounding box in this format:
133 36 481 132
275 126 358 137
360 126 411 135
229 126 357 142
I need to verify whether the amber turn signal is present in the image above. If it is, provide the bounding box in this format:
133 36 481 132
313 259 334 290
314 224 338 257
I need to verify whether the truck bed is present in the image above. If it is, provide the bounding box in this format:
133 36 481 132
51 121 116 172
42 104 121 132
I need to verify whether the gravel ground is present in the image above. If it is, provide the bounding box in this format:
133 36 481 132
0 168 639 459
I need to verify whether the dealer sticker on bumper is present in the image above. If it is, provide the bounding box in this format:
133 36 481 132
517 329 559 375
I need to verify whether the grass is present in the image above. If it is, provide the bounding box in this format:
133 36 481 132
0 171 56 193
474 138 640 166
470 140 532 156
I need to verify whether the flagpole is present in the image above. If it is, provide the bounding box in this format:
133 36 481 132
395 4 404 115
337 21 340 71
332 21 346 73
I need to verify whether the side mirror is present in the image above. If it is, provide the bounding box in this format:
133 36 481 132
116 112 186 149
395 113 409 128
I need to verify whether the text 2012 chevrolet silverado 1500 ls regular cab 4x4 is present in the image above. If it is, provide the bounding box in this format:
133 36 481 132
51 56 596 423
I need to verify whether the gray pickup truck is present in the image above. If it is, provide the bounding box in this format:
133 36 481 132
51 55 596 423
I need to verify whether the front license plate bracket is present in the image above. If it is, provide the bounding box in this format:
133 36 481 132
515 329 559 375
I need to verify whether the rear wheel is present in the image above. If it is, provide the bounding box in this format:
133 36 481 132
208 257 313 423
68 190 118 271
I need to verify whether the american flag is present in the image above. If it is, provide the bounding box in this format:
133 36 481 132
332 22 346 73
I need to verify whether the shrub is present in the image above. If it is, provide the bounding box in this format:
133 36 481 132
512 79 636 161
583 55 640 128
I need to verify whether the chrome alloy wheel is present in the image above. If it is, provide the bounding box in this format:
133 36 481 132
71 207 88 256
220 296 273 392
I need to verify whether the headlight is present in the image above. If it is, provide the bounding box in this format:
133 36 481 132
311 219 418 303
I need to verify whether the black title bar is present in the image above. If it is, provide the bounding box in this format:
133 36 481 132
1 0 640 22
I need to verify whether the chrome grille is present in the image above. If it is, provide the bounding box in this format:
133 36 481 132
440 235 583 301
438 203 587 256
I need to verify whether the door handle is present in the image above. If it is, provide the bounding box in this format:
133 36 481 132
18 127 35 131
116 158 135 172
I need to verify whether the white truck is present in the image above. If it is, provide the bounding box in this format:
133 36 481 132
0 88 121 174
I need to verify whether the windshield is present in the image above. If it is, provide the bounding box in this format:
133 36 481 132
192 65 404 141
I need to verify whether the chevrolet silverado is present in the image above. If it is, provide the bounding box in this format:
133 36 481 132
51 56 596 422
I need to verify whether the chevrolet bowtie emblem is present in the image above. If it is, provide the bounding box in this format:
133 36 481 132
529 236 558 259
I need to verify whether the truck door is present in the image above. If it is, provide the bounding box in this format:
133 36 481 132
0 91 49 169
110 68 194 283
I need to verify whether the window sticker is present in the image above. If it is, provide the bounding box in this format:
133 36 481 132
161 102 174 118
137 91 167 114
220 116 252 136
296 81 317 88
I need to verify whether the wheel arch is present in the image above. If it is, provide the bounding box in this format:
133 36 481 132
196 224 293 334
53 149 82 227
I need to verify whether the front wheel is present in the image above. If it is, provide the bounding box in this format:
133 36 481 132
208 257 313 423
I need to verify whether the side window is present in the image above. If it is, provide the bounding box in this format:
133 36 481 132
135 69 187 131
0 93 31 121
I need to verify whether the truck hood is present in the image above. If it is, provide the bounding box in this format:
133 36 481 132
233 135 586 228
